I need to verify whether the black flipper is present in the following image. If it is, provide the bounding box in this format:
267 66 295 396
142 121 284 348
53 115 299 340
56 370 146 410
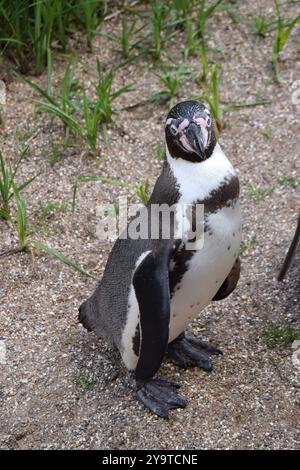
133 242 174 380
278 213 300 281
133 241 187 417
212 257 240 301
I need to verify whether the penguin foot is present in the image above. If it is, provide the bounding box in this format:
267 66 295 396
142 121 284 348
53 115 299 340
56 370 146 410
136 378 187 419
167 334 222 371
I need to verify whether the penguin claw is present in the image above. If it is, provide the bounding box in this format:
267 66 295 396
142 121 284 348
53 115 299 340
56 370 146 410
167 334 222 371
136 378 187 418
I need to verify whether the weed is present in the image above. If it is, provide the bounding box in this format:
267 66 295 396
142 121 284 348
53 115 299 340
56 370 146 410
0 0 107 74
155 146 165 161
202 64 222 132
118 15 137 59
47 142 64 167
23 59 132 151
13 182 27 251
21 62 82 139
72 176 150 212
149 0 165 61
152 63 187 107
95 59 133 128
240 235 257 256
272 1 300 83
277 174 300 189
32 241 97 279
0 152 36 220
82 90 101 155
246 184 273 203
74 373 93 390
135 179 150 205
263 321 300 349
196 0 224 82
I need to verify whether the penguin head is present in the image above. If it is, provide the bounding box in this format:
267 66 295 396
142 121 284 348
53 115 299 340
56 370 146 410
165 101 216 163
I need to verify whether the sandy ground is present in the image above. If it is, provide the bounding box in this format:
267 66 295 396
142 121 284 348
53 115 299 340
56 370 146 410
0 1 299 450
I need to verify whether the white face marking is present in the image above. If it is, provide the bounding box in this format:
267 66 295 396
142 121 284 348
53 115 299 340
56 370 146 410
166 143 236 204
177 118 189 133
167 117 190 136
121 250 151 370
179 134 195 153
193 115 210 148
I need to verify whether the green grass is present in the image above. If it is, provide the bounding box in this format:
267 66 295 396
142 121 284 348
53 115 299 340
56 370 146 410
72 176 150 212
13 182 27 250
0 172 97 279
263 321 300 349
21 60 82 139
252 16 270 38
170 0 197 59
149 0 166 61
154 146 165 161
82 90 102 155
202 64 222 132
246 184 273 203
73 373 93 390
196 0 224 82
272 1 300 83
21 57 132 152
277 174 300 189
0 151 36 220
95 59 134 129
152 63 188 107
0 0 107 74
240 235 257 256
32 241 97 279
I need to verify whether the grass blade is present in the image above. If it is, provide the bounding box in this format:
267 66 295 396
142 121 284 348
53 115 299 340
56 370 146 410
32 241 98 280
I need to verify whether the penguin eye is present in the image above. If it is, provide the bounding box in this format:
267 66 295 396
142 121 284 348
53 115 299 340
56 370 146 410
170 124 177 135
206 117 211 127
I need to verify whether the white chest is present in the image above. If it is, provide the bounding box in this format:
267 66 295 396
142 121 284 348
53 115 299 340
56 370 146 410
169 201 241 342
167 143 241 342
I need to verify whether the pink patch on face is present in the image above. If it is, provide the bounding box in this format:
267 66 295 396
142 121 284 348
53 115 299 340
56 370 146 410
179 134 195 153
177 118 190 133
193 116 209 147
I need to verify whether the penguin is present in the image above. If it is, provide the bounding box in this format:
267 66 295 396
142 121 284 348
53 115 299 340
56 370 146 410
278 213 300 281
79 100 241 418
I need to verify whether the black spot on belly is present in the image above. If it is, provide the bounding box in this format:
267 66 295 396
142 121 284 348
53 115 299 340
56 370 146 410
227 245 231 250
132 324 140 356
169 248 194 297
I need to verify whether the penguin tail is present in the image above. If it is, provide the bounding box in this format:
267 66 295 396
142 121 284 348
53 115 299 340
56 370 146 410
78 300 94 332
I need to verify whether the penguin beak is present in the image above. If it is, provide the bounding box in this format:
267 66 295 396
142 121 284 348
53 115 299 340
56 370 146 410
185 122 206 160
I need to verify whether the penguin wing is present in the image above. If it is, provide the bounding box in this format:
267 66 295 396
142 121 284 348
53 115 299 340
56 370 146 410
133 240 176 381
212 257 241 301
278 213 300 281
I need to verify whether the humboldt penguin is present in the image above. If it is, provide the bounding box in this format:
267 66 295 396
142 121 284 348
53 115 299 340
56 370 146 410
79 100 241 418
